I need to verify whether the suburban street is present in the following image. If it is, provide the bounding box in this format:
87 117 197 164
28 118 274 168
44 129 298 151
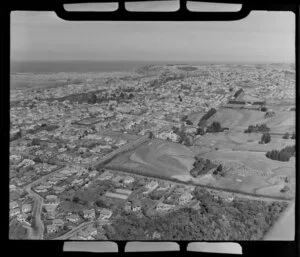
24 186 44 239
53 221 94 240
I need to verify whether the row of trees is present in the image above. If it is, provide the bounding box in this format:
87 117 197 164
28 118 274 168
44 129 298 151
206 121 227 133
259 133 271 144
244 124 270 133
190 157 217 178
282 132 296 139
266 145 295 162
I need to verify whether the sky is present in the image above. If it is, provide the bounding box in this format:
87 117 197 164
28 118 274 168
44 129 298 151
10 1 295 63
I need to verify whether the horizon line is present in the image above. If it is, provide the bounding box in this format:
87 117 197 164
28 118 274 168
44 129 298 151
11 60 295 64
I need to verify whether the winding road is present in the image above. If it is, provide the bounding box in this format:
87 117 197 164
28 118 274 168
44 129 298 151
24 186 44 239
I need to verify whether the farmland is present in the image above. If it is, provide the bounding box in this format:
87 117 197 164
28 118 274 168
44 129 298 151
193 149 295 199
108 139 195 177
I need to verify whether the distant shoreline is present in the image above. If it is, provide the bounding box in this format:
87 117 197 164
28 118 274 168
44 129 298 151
10 60 294 74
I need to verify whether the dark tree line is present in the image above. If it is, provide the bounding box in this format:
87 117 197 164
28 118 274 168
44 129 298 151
266 145 295 162
244 124 270 133
190 157 217 177
259 133 271 144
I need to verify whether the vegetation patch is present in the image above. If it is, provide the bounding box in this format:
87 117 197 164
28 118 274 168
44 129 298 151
244 124 270 133
266 145 295 162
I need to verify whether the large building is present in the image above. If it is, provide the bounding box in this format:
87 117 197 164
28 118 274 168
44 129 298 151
234 88 245 101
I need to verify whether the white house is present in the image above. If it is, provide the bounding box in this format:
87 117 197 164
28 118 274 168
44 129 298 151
22 203 32 213
98 208 112 221
156 202 175 211
83 209 96 220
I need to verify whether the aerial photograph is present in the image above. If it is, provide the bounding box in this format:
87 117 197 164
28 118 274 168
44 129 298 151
9 4 295 240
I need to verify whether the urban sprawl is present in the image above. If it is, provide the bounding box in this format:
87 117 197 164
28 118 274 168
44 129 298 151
10 63 295 240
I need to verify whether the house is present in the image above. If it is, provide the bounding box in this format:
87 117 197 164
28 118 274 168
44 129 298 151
84 225 98 237
173 187 185 195
17 213 28 223
112 175 123 184
145 181 158 191
225 196 234 202
45 195 60 205
124 201 132 212
178 191 194 205
22 203 32 213
132 199 142 212
78 231 94 240
53 186 65 194
213 195 219 200
89 170 98 178
168 131 179 142
44 204 57 214
152 231 161 239
9 185 17 191
156 202 175 211
191 201 201 210
53 218 64 228
115 188 132 196
10 208 21 217
10 201 19 209
123 176 134 185
105 192 128 200
156 182 172 191
97 170 113 181
98 208 113 221
66 214 80 223
33 185 48 193
47 224 57 234
83 209 96 220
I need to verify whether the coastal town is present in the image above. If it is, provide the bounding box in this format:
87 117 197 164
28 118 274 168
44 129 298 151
10 63 295 240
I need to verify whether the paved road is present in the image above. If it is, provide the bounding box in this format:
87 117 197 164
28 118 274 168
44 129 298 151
25 187 44 239
24 165 65 189
106 167 292 204
53 221 94 240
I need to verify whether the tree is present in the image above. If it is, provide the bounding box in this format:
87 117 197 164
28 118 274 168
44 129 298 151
282 132 289 139
87 93 97 104
280 185 289 193
260 133 271 144
95 199 107 208
186 120 193 125
148 131 154 139
181 115 188 122
72 196 80 203
213 164 223 175
265 145 295 162
31 138 41 146
261 106 267 112
196 127 205 136
207 121 222 133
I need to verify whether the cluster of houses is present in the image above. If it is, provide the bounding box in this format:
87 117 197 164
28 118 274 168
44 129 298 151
46 205 113 236
10 201 33 226
210 191 235 202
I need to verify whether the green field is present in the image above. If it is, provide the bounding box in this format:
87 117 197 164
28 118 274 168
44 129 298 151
195 149 295 198
109 139 195 177
205 108 295 133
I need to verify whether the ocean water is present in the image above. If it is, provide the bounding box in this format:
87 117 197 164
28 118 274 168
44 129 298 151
10 60 190 74
10 60 284 74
